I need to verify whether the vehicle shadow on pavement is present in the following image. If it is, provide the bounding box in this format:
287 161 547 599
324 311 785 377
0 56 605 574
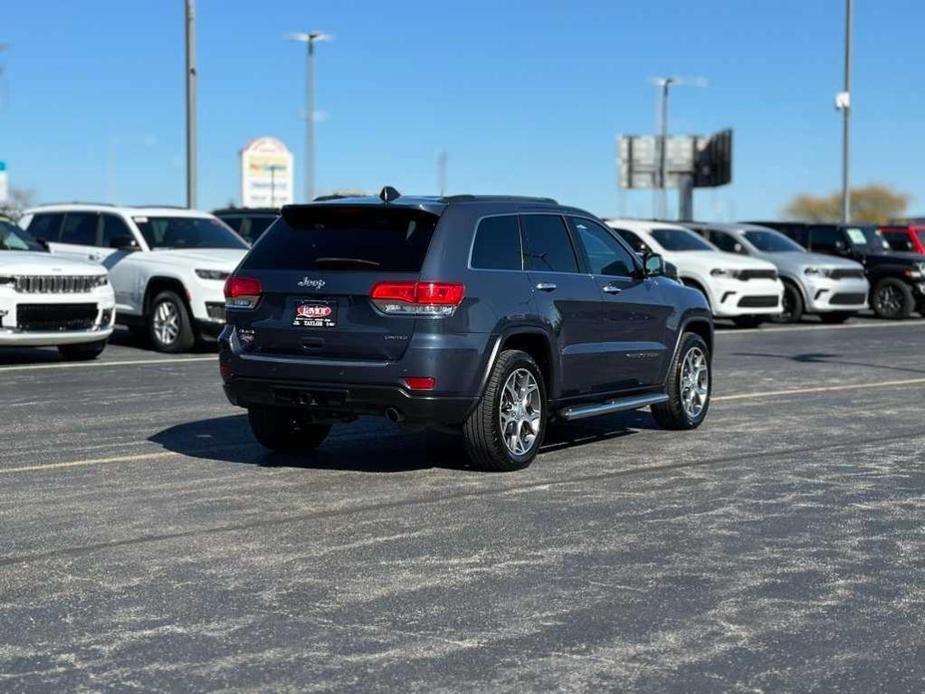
0 346 64 365
149 411 649 473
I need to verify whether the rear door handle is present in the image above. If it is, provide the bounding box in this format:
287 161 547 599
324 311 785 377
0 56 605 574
602 285 622 294
535 282 557 292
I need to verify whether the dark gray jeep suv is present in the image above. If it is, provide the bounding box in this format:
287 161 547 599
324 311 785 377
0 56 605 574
219 189 713 471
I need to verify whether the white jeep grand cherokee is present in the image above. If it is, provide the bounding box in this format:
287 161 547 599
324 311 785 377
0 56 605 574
20 204 249 353
0 217 115 360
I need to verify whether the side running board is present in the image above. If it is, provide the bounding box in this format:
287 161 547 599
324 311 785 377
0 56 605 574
558 393 669 422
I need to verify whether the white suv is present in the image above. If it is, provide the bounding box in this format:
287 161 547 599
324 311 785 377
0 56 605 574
606 219 785 327
20 204 249 352
0 217 115 360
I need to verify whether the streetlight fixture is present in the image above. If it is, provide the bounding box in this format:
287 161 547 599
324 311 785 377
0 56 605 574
835 0 853 223
650 76 707 219
286 31 331 203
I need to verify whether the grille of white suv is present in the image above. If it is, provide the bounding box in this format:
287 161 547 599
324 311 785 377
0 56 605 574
13 275 103 294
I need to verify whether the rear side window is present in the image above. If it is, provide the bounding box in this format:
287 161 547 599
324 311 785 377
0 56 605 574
243 207 439 272
471 216 521 270
810 226 843 252
611 228 650 255
521 214 578 273
60 212 99 245
28 213 65 241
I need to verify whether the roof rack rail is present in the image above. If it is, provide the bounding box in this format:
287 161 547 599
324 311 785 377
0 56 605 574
441 194 559 205
30 201 118 208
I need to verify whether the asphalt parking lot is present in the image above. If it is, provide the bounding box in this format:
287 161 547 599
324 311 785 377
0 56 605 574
2 319 925 692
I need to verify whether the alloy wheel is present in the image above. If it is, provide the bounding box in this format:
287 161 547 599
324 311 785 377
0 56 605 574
876 285 902 316
499 368 542 456
680 346 709 419
153 300 180 346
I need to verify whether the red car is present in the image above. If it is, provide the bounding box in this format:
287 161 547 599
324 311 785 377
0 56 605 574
879 225 925 255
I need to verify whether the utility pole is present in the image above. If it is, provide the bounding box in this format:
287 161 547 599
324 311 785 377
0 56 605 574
184 0 197 208
286 32 330 202
837 0 853 223
657 77 674 219
437 150 448 196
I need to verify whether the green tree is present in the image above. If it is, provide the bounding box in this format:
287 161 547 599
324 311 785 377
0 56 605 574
784 185 909 224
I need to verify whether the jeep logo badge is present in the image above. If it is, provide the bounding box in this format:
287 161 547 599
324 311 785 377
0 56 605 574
297 277 326 289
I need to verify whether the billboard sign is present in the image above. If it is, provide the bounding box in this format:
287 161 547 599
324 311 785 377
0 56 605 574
240 137 294 208
0 161 7 205
619 129 732 190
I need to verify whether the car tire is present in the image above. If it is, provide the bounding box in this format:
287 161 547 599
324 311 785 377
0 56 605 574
772 282 804 323
57 339 108 361
463 349 546 472
733 315 764 329
871 278 915 319
651 332 711 430
819 311 853 324
148 290 196 353
248 406 331 454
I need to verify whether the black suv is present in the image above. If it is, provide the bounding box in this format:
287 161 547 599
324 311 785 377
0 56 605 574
219 189 714 471
747 222 925 319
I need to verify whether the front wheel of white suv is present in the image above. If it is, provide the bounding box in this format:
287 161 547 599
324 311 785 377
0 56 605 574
463 349 547 472
148 290 195 353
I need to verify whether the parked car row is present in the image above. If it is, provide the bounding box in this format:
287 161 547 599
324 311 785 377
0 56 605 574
2 198 924 365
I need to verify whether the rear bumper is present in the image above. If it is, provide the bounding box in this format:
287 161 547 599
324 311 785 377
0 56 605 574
223 376 476 425
218 325 491 426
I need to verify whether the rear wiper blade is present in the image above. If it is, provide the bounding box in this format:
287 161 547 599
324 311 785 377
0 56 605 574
314 257 381 268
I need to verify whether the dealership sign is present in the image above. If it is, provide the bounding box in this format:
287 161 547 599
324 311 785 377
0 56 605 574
240 137 294 208
0 161 7 204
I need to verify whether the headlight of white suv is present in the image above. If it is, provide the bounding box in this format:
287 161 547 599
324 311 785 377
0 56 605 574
196 269 230 280
803 267 831 277
710 268 741 279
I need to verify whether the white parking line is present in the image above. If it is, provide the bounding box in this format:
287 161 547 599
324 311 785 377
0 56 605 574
0 356 215 373
718 319 923 336
5 375 925 476
714 377 925 402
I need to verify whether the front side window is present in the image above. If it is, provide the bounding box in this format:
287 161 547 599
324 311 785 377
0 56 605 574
521 214 578 273
568 217 637 276
471 216 522 270
60 212 99 246
650 227 714 252
0 220 45 251
134 216 248 250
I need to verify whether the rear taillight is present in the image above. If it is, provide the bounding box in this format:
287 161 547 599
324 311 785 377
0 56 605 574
224 276 262 309
370 281 465 316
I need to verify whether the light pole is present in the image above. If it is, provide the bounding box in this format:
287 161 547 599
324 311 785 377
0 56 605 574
184 0 197 209
651 76 707 219
286 31 331 202
836 0 853 223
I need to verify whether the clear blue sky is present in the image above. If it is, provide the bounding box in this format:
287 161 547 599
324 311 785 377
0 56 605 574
1 0 922 219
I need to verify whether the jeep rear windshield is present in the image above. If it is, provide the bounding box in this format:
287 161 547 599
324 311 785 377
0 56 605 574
242 207 440 272
133 216 248 250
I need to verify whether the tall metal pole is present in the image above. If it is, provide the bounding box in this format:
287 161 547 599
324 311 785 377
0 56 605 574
841 0 853 223
184 0 197 209
305 39 315 202
658 78 674 220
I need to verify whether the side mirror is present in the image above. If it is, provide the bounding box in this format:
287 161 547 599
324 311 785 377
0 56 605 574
36 237 50 251
110 236 139 251
834 240 847 253
643 253 666 277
